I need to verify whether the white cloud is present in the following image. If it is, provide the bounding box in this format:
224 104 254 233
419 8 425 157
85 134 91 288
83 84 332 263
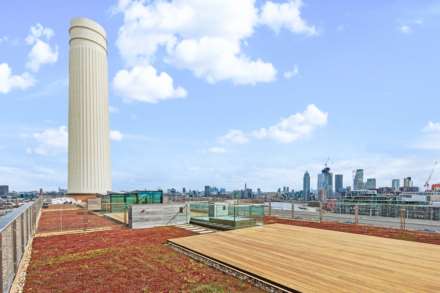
171 37 276 85
25 23 58 72
115 0 258 65
0 63 35 94
0 36 8 44
208 147 226 154
114 0 316 91
399 25 412 34
110 130 123 141
29 126 125 155
219 129 250 144
109 106 120 113
423 121 440 133
113 65 187 103
220 104 327 144
0 165 65 191
252 104 327 143
259 0 317 35
30 126 68 155
283 65 299 79
25 23 54 44
414 121 440 150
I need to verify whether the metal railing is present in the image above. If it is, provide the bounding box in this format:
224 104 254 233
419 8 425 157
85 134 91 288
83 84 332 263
265 200 440 232
0 198 43 293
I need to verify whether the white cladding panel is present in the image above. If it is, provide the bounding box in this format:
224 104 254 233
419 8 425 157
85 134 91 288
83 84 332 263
68 18 111 195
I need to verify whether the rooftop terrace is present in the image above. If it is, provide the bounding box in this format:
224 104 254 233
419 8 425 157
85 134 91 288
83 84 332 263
5 202 440 292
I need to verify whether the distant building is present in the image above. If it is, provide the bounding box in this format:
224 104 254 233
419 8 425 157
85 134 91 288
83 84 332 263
431 183 440 191
303 171 311 201
0 185 9 196
404 177 413 188
401 186 419 193
377 187 394 194
353 169 364 190
182 187 186 194
318 167 333 201
365 178 376 190
335 174 343 194
241 188 253 199
204 185 210 196
392 179 400 191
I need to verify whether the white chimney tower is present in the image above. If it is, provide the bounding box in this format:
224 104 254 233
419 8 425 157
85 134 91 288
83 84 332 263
68 18 111 198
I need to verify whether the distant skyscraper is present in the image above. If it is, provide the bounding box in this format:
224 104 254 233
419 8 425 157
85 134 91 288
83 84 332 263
68 18 111 197
303 171 310 200
403 177 413 188
335 174 343 194
392 179 400 191
365 178 376 190
353 169 364 190
204 185 210 196
317 167 333 201
0 185 8 196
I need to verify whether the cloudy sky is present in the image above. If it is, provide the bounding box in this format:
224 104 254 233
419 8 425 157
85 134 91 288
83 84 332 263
1 0 440 192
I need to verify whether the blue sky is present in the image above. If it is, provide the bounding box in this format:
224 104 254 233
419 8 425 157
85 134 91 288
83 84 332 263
1 0 440 192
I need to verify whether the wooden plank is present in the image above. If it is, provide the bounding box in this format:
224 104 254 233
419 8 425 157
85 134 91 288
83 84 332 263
169 224 440 293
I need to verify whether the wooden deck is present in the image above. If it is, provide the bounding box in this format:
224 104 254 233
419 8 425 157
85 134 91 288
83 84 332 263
169 223 440 292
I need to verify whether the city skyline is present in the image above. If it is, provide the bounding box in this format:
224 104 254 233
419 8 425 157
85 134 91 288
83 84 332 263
1 0 440 191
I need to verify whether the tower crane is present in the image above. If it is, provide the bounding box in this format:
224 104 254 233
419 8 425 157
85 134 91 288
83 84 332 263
324 157 331 168
424 161 438 191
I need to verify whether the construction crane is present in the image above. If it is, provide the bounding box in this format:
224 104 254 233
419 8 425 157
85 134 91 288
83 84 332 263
424 161 438 191
324 157 330 168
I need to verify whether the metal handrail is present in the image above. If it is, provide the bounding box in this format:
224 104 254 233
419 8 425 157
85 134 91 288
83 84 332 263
0 200 39 234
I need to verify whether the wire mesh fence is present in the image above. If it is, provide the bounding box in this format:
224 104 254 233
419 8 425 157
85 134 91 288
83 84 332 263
37 202 123 234
0 198 42 293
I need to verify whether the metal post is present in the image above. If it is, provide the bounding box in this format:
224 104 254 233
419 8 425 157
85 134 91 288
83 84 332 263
12 220 17 272
269 200 272 216
354 205 359 225
291 200 294 219
0 232 3 292
20 214 25 254
28 208 32 238
400 208 406 230
319 201 323 222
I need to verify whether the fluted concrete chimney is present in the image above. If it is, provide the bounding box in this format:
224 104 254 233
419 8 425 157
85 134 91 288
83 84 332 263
68 18 111 197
